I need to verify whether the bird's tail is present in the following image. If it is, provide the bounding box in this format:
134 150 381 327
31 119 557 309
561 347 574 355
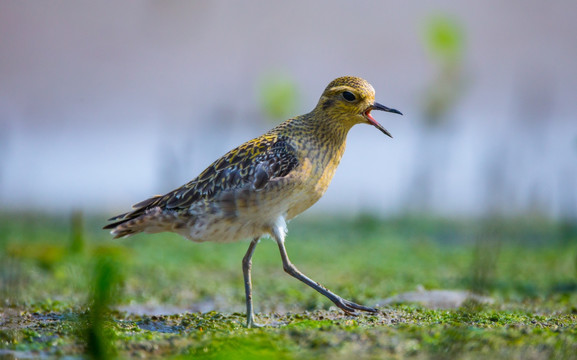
102 218 140 238
103 195 164 238
103 213 147 239
104 206 184 239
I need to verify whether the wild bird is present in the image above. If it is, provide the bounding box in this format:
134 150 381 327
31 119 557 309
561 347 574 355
104 76 402 327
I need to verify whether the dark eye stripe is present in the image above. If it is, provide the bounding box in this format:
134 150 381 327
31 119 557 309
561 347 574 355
342 91 356 102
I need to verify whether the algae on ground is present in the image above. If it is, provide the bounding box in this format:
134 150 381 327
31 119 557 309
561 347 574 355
1 213 576 359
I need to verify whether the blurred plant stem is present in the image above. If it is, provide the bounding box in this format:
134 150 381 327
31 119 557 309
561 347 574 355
85 254 123 360
70 210 85 255
469 217 503 295
0 255 24 308
405 14 467 212
421 14 466 125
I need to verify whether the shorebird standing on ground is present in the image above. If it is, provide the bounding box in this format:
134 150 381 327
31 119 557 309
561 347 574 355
104 76 402 327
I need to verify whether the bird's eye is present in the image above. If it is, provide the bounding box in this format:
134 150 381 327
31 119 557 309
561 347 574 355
342 91 356 102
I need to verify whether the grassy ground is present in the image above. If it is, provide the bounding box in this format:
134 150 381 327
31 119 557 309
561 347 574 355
0 212 576 359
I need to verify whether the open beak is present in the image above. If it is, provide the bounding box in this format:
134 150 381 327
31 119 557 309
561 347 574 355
364 102 402 138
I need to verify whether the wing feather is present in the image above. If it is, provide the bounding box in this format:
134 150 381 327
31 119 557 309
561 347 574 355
103 135 299 230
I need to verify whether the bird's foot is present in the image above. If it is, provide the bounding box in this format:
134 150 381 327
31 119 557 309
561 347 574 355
333 297 378 316
246 314 287 328
246 314 265 328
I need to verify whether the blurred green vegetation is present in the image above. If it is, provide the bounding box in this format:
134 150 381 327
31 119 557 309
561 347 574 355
0 212 576 358
421 14 467 125
84 252 124 359
257 71 300 122
423 15 464 64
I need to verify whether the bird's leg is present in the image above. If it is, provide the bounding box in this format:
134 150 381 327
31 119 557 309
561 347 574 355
272 226 377 315
242 237 263 328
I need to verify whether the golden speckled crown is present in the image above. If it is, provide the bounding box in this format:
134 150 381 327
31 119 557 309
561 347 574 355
324 76 374 94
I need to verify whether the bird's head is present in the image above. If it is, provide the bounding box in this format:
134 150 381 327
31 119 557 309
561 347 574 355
316 76 402 138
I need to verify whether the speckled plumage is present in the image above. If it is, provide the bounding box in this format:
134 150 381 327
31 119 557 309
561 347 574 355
104 76 402 327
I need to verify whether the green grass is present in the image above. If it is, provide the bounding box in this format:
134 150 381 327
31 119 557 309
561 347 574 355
1 212 576 359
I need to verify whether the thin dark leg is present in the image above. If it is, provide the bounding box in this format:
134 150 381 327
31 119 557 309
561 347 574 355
272 226 377 315
242 237 261 327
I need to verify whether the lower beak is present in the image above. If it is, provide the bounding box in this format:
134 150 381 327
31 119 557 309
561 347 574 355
365 102 403 138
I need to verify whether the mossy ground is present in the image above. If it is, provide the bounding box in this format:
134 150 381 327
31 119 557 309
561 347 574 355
1 213 576 359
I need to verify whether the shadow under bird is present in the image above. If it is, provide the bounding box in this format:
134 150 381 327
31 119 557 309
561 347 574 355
104 76 402 327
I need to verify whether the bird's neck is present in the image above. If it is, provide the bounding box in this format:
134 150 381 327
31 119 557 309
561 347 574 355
303 110 353 151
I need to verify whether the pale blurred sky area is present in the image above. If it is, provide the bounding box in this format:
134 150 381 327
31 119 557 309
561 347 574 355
0 1 576 218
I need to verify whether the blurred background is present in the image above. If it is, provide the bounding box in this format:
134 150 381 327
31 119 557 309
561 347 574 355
1 1 576 220
1 5 576 357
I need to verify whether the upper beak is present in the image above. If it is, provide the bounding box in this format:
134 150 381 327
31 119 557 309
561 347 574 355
365 102 403 138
